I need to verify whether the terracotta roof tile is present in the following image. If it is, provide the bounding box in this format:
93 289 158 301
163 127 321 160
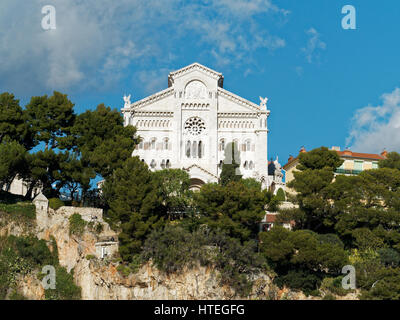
336 151 385 160
283 148 385 169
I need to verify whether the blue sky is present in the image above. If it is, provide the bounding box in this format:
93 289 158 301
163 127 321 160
1 0 400 166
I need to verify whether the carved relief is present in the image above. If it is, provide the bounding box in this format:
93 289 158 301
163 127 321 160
185 80 207 99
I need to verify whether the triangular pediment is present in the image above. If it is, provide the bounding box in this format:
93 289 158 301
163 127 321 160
217 87 261 113
122 87 175 112
168 62 224 85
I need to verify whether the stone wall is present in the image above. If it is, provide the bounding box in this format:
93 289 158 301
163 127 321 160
56 206 103 222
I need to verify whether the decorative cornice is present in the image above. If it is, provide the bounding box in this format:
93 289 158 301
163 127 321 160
217 88 261 112
169 63 223 81
218 112 258 118
122 87 174 112
131 111 174 117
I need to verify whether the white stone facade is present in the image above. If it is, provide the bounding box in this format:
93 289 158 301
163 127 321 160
122 63 272 190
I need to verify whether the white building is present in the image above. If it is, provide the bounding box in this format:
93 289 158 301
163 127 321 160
122 63 281 191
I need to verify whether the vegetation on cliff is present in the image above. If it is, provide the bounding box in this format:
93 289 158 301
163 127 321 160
0 235 80 300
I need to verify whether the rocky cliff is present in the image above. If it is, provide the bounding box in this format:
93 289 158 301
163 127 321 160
1 207 358 300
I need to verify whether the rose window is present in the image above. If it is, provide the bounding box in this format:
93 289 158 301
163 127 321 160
184 117 205 136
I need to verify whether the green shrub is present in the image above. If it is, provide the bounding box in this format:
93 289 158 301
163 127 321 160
378 248 400 267
142 225 266 296
49 198 64 211
86 254 96 260
8 290 26 300
275 269 322 296
44 266 81 300
69 214 86 236
0 235 81 301
117 264 132 277
95 223 104 234
10 235 56 267
320 276 348 296
0 236 53 299
89 222 104 234
0 202 35 220
318 234 344 249
359 267 400 300
275 188 286 201
323 293 336 300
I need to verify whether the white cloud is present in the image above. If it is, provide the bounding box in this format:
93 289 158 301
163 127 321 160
137 68 169 94
301 28 326 63
346 88 400 153
0 0 288 95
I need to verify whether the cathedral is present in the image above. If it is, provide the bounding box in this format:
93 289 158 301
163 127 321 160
122 63 284 192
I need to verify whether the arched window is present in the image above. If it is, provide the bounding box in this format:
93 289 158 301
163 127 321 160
219 139 225 152
198 141 203 159
192 141 197 158
246 140 251 152
139 141 144 149
186 141 191 158
166 159 171 169
249 161 254 170
161 159 166 169
151 138 156 150
163 138 169 150
150 159 156 168
219 160 223 169
244 161 248 169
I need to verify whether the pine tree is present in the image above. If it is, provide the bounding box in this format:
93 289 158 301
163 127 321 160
220 142 242 186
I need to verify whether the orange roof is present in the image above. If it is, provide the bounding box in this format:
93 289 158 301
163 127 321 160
283 148 386 169
283 155 299 170
265 214 296 226
337 150 385 160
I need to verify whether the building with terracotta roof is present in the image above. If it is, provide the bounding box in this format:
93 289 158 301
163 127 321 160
283 146 388 194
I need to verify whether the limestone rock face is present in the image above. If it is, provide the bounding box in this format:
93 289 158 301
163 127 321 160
74 261 242 300
15 274 45 300
1 206 359 300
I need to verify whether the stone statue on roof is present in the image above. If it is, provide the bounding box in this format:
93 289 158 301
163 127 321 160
259 96 268 109
123 94 131 108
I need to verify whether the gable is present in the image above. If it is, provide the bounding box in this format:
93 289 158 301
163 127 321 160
125 87 175 112
217 88 260 113
168 62 223 86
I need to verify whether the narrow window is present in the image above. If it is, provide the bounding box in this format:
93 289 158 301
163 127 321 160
186 141 191 158
246 140 251 152
163 138 169 150
198 141 203 159
220 139 225 151
192 141 198 158
249 161 254 170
